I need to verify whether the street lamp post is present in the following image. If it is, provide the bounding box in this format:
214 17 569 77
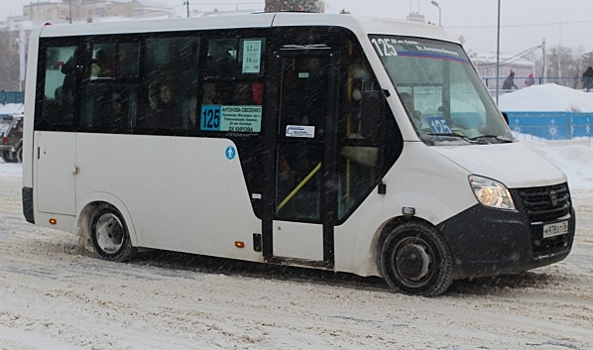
496 0 501 104
430 1 441 27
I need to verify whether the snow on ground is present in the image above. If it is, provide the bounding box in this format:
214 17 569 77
499 83 593 112
1 137 593 349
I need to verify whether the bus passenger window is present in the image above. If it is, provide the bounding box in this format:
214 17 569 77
143 36 200 130
38 46 78 129
91 44 116 78
336 43 399 221
207 39 237 77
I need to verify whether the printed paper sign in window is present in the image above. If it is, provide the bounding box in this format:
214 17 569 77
242 40 262 74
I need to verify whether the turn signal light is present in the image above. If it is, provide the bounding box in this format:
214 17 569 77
235 241 245 249
49 218 57 225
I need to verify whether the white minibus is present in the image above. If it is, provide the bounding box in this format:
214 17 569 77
22 12 575 296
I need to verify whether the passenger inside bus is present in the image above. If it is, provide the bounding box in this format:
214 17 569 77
145 77 183 129
207 40 237 77
232 83 256 105
202 83 222 105
92 48 116 77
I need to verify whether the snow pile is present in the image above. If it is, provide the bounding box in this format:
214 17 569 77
518 137 593 189
498 83 593 112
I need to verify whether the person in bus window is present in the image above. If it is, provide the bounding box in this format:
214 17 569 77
202 83 222 105
232 83 255 105
111 93 126 126
60 50 79 123
93 48 115 77
208 41 236 77
147 77 183 129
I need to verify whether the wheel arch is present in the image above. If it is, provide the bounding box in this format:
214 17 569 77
372 215 454 278
77 192 138 248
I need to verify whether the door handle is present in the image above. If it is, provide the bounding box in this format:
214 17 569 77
73 167 79 175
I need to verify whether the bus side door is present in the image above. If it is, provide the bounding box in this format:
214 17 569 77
263 49 337 265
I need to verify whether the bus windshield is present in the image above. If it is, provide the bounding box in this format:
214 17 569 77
370 35 513 145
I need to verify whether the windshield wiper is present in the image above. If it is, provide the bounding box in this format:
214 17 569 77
469 135 513 143
426 133 474 143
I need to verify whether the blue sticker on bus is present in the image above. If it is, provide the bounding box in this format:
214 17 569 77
201 105 221 131
225 146 236 160
427 116 452 134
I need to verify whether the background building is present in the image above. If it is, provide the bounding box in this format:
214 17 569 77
7 0 174 29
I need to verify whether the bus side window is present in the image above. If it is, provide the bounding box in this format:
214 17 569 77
38 45 78 129
83 83 132 129
80 42 140 131
207 39 237 78
199 37 264 134
336 42 399 221
140 36 200 130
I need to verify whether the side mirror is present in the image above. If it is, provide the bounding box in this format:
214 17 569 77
502 112 509 125
360 90 386 140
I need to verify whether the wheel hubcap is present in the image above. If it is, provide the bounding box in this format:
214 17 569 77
394 238 434 286
95 213 124 254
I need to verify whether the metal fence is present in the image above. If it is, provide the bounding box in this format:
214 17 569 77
504 111 593 140
0 91 24 105
483 76 592 93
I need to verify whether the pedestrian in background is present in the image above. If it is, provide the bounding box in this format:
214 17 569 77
502 70 518 90
582 67 593 92
524 73 535 87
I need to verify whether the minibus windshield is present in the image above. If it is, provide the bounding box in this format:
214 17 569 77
370 35 513 145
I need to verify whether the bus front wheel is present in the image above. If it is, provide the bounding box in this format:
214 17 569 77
89 205 137 262
380 222 453 297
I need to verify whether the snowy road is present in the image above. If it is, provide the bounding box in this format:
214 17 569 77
1 166 592 349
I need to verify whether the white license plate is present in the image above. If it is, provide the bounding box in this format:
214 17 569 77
543 220 569 238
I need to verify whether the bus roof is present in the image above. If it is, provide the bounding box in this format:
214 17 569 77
37 12 460 45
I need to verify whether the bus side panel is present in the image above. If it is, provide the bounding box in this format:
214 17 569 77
333 143 475 277
74 133 264 262
23 28 42 190
35 131 77 216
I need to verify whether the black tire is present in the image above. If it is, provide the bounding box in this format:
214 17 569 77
16 144 23 163
1 150 17 163
380 222 453 297
89 204 137 262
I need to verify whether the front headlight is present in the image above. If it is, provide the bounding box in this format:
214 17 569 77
469 175 515 210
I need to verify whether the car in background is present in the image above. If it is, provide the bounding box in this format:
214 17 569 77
0 114 24 163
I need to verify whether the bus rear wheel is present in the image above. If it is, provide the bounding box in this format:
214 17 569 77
89 205 136 262
380 222 453 297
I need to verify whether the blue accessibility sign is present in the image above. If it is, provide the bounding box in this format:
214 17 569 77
225 146 236 160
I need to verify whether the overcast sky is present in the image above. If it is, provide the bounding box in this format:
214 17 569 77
3 0 593 57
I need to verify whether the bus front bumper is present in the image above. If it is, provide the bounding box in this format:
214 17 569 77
438 204 575 280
